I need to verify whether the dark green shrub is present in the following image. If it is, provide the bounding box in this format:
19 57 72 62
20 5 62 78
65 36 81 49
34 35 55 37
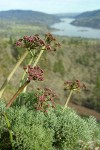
12 92 37 109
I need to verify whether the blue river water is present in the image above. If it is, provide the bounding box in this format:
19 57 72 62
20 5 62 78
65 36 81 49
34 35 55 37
51 18 100 39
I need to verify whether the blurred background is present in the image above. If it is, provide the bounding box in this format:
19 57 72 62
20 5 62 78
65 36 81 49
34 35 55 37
0 0 100 120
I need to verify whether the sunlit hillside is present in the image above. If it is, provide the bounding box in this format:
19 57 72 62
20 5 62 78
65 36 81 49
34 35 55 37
0 10 100 120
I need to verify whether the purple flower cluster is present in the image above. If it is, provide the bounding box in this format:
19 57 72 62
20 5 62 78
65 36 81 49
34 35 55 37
34 87 58 113
64 80 86 91
23 65 44 81
16 33 61 51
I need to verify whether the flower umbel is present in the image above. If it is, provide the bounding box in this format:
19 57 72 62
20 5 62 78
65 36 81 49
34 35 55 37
34 87 58 113
63 80 86 110
24 65 44 81
64 80 86 91
16 33 61 52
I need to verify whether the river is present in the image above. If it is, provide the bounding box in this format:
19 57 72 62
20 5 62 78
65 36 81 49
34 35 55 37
51 18 100 39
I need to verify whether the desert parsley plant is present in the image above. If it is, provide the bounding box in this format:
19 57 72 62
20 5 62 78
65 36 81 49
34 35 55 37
34 87 58 113
6 65 44 108
0 33 100 150
63 80 86 111
0 33 60 98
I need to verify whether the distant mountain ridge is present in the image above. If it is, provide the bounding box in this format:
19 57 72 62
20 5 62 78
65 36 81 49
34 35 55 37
54 13 80 18
0 10 60 25
71 9 100 29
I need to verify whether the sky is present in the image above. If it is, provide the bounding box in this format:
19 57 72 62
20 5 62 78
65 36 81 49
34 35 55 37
0 0 100 14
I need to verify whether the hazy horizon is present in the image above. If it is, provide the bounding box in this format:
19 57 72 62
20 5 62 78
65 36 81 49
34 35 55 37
0 0 100 14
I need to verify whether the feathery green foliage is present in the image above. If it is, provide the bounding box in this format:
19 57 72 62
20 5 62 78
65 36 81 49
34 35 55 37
0 99 100 150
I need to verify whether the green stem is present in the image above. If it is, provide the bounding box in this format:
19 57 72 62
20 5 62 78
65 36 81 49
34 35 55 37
0 50 29 98
22 57 34 93
3 112 15 150
20 55 34 87
63 90 73 111
6 80 30 108
23 48 45 92
33 48 45 67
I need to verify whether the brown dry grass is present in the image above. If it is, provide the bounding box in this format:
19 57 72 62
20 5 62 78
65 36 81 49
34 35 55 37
69 102 100 121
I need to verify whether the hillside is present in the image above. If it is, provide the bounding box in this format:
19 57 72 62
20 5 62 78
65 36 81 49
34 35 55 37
71 9 100 29
0 35 100 116
0 10 60 25
0 10 61 38
0 10 100 119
